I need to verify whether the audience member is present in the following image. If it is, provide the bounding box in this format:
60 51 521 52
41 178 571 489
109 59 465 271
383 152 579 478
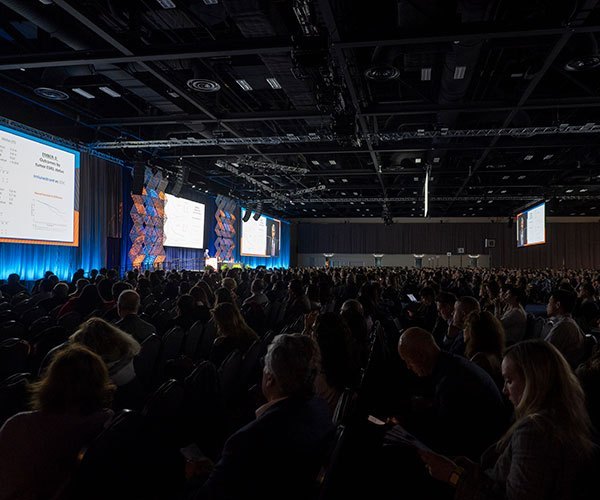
189 333 333 500
432 292 456 347
30 278 54 305
0 345 114 500
496 285 527 344
242 279 269 309
463 311 505 389
420 340 594 500
209 302 258 367
544 289 584 367
70 318 143 410
398 327 507 459
115 290 157 343
0 273 27 297
38 282 70 312
444 296 481 356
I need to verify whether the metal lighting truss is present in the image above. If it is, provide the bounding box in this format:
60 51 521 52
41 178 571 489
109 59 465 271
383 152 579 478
235 157 309 174
90 124 600 149
251 195 598 204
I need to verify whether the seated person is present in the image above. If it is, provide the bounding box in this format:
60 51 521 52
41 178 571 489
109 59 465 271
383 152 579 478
0 345 114 500
496 285 527 345
420 340 594 500
38 282 70 312
70 318 144 410
431 292 456 347
209 302 258 368
545 289 584 367
0 273 27 297
115 290 156 343
443 296 481 357
188 333 334 500
398 327 507 460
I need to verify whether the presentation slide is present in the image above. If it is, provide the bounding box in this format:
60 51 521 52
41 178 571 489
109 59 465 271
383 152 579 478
240 208 281 257
0 125 79 246
516 202 546 247
163 194 205 249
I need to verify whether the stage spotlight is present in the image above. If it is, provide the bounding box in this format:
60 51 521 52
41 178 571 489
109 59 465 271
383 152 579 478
242 210 252 222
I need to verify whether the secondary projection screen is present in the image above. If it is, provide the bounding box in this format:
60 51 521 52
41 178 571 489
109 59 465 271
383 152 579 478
516 202 546 247
163 194 205 249
240 208 281 257
0 125 80 246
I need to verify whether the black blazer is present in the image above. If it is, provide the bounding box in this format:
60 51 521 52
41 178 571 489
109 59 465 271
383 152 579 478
115 314 156 343
198 396 334 500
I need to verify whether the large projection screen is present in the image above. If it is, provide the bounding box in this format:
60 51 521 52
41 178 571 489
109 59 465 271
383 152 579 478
516 202 546 247
240 208 281 257
163 194 205 249
0 125 80 246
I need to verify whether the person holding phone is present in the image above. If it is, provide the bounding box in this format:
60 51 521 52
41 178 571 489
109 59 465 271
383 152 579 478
419 340 594 499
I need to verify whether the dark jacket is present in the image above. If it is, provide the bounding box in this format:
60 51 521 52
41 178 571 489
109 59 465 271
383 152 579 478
196 396 334 500
116 314 156 343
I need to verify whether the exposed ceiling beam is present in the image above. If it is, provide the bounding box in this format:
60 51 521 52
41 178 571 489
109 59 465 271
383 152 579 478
337 24 600 48
4 24 600 71
0 38 293 70
445 0 600 213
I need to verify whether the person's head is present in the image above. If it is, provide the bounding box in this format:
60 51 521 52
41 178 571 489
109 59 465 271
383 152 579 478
397 327 440 377
501 284 522 307
313 313 352 390
44 270 54 279
176 294 196 316
271 223 276 238
435 292 456 321
419 287 435 305
190 285 208 306
222 277 237 297
262 333 320 400
212 302 257 341
39 278 53 294
288 279 304 298
485 281 500 299
75 284 103 313
97 278 113 302
547 288 577 317
90 269 99 279
74 278 90 294
111 281 131 302
53 282 69 299
117 290 141 318
7 273 20 285
500 340 593 455
70 317 140 364
31 345 114 414
251 279 265 295
341 299 364 317
463 310 505 359
579 283 596 300
214 287 234 306
452 296 481 329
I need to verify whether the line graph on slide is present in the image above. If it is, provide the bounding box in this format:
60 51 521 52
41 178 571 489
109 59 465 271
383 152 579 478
31 197 68 231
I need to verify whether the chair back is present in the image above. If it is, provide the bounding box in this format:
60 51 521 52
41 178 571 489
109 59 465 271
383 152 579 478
13 299 33 315
37 341 70 377
141 379 185 419
239 339 267 388
332 388 357 427
20 306 46 327
57 311 83 334
0 372 31 427
0 338 30 379
183 320 204 359
0 320 27 341
27 316 55 339
133 334 161 389
31 326 70 371
197 319 217 360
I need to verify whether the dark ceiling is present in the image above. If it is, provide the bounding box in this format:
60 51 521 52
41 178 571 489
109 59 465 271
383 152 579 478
1 0 600 220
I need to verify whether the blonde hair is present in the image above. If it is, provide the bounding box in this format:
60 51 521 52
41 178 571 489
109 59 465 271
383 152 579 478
211 302 258 342
70 317 140 364
498 340 593 456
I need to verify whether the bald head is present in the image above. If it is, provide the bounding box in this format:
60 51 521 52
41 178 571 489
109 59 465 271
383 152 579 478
118 290 141 318
398 327 440 377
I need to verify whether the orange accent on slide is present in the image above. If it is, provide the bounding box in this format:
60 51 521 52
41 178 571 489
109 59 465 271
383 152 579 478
0 210 80 247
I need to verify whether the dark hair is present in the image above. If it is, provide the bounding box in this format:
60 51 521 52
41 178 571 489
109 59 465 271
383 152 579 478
420 287 435 300
31 345 114 414
435 291 457 306
550 288 577 314
288 279 304 297
75 284 103 315
176 294 196 315
214 287 234 306
314 313 353 390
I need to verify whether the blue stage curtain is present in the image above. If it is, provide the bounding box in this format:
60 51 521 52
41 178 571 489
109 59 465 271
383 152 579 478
0 154 122 281
236 219 291 269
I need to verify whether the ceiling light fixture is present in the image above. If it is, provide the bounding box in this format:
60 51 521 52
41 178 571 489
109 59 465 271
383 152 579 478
421 67 432 81
424 167 430 217
99 86 121 97
266 78 282 89
156 0 176 8
235 79 253 91
329 160 337 165
524 154 533 160
453 66 466 79
311 160 319 165
72 87 95 99
543 154 554 160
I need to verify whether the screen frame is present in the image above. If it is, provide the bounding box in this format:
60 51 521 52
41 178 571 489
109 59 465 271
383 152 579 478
239 207 281 257
516 201 546 248
0 124 80 247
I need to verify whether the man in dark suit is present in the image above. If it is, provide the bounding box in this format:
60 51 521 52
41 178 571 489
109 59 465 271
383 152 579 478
115 290 156 343
265 221 279 257
398 327 507 460
189 333 334 500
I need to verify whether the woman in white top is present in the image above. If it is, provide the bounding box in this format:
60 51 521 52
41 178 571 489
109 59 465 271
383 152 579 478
497 285 527 345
